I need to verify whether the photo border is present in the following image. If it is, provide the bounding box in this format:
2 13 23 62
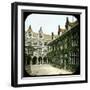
11 2 88 87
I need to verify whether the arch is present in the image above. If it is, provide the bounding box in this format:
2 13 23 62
38 57 42 64
43 57 47 64
32 56 37 65
26 56 31 65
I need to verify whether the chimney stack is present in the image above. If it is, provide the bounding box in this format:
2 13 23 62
29 25 31 29
58 25 61 35
51 32 54 40
65 17 69 30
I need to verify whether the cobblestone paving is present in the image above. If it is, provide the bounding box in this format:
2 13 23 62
25 64 73 76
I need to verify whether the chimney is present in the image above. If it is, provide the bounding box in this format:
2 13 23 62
39 27 42 32
51 32 54 40
39 27 43 39
29 25 31 29
65 17 69 30
58 25 61 35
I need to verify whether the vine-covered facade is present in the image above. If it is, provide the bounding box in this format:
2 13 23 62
47 22 80 74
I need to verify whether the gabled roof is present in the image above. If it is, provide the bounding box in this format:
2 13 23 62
27 25 32 32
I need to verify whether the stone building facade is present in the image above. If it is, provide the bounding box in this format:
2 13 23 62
25 26 51 65
47 18 80 73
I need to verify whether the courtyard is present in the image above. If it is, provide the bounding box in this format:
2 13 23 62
25 64 73 76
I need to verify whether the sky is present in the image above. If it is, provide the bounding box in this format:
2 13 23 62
25 14 77 35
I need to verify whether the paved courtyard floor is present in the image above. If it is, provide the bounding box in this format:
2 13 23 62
25 64 73 76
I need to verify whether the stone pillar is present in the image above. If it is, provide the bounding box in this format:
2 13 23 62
30 60 32 65
37 58 38 64
47 58 48 64
42 58 44 64
39 59 41 64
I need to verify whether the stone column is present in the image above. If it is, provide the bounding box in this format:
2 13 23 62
30 60 32 65
42 57 44 64
47 58 48 64
37 58 38 64
29 57 32 73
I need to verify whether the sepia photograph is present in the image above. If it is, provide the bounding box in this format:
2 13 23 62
24 13 80 77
